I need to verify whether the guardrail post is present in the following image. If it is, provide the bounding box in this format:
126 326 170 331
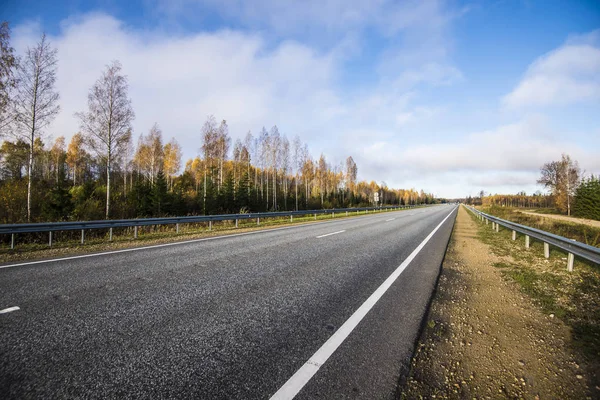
81 229 85 244
134 226 138 239
544 242 550 258
525 235 530 248
11 233 15 249
486 218 488 225
495 223 499 232
235 219 238 228
567 253 574 272
512 230 516 241
290 215 293 222
257 217 260 225
332 212 334 218
176 223 180 233
49 231 52 247
109 228 113 242
209 221 212 231
346 211 348 216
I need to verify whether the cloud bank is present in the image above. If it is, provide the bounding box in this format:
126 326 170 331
8 5 600 198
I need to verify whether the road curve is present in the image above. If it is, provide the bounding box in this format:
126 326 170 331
0 205 457 399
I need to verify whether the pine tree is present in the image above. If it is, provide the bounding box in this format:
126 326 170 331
44 181 73 221
151 170 169 216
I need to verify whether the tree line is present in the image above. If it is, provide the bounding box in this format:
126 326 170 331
466 154 600 221
0 22 438 223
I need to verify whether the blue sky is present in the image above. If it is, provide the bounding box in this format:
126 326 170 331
2 0 599 198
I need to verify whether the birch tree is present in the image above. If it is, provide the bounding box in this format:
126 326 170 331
243 131 253 196
76 60 134 219
538 154 581 216
292 135 302 211
119 129 133 194
163 137 182 191
345 156 357 196
269 125 281 210
242 131 256 197
147 124 164 185
13 33 60 221
135 125 164 185
216 120 230 192
50 136 65 184
258 127 269 207
201 115 218 213
0 22 18 133
317 154 327 207
66 133 85 185
301 144 311 207
280 135 290 210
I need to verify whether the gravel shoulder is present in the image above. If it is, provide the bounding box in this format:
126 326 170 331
402 205 595 399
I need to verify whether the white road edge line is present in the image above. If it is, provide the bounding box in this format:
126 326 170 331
270 206 457 400
316 230 345 238
0 306 20 314
385 218 396 221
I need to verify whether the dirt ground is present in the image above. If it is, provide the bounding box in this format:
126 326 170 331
402 205 595 399
519 210 600 229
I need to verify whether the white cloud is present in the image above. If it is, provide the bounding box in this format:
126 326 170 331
12 13 341 156
354 116 600 197
7 4 481 199
155 0 451 39
503 30 600 108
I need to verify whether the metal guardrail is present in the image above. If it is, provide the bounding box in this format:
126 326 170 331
1 205 420 249
465 205 600 271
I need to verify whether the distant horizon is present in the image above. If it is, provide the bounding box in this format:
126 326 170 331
2 0 599 198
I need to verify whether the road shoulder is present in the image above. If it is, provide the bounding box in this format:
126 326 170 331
401 205 592 398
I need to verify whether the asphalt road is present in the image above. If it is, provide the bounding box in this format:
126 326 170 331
0 205 457 399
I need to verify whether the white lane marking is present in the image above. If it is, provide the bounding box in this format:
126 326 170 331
385 218 396 222
0 306 20 314
270 206 456 400
0 207 432 270
316 230 345 238
0 218 357 270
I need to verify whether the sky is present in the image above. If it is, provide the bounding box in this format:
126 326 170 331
1 0 599 198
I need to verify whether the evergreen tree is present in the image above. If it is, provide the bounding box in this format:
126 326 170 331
235 171 250 212
151 170 170 216
573 176 600 221
130 178 152 217
44 181 73 221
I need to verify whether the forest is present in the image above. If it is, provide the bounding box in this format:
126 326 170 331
0 23 437 224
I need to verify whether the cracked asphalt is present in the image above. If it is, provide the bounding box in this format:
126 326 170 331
0 205 456 399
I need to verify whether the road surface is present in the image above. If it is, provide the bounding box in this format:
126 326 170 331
0 205 457 399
